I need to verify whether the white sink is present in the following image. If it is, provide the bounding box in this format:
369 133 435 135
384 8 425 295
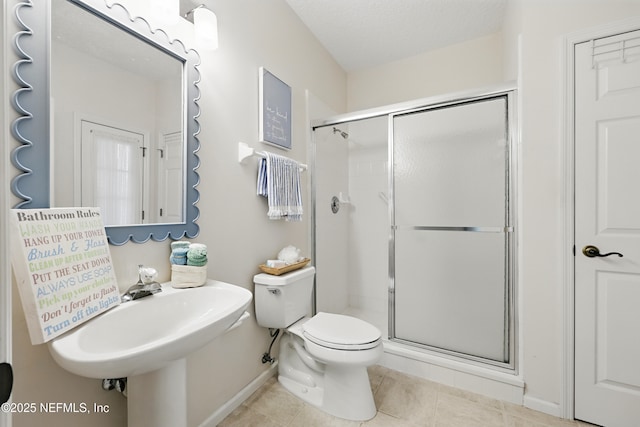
48 280 252 379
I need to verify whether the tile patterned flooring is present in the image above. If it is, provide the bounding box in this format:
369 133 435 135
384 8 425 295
219 365 594 427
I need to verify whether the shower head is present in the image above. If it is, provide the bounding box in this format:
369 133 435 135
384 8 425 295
332 127 349 139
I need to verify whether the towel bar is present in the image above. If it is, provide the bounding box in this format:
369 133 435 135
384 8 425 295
238 142 307 170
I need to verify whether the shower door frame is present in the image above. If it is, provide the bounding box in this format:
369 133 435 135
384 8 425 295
311 83 519 373
388 90 518 372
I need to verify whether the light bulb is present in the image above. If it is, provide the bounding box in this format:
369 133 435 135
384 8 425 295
194 7 218 50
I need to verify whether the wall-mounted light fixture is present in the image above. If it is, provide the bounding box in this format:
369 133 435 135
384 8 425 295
185 4 219 51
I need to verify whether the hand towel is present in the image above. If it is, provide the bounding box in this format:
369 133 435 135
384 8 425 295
257 152 303 221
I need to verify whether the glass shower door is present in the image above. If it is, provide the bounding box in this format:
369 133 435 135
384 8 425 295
390 95 515 366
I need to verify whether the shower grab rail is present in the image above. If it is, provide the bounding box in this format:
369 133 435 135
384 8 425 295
392 225 513 233
238 142 308 171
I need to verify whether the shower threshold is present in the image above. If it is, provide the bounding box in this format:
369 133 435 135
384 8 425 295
380 339 524 404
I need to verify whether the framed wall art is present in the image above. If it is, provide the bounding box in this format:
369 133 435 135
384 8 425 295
259 67 292 150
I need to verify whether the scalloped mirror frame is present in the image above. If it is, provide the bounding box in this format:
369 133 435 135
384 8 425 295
11 0 201 245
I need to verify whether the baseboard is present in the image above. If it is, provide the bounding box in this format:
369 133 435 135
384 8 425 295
523 394 563 418
197 362 278 427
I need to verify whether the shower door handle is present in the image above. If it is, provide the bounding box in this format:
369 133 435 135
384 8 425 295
582 245 623 258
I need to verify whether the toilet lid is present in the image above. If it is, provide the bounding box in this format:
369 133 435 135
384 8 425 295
302 312 381 350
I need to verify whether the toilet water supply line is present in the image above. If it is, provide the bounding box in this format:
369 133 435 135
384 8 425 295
261 329 323 373
261 328 280 364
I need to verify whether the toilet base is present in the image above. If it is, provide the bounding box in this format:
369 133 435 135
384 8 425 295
277 334 377 421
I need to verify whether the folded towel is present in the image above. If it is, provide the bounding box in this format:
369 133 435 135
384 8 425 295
187 258 207 267
187 243 208 266
169 246 189 265
171 241 191 250
172 247 189 256
170 254 187 265
188 243 207 253
257 152 303 221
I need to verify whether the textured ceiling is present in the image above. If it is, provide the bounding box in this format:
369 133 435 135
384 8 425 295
285 0 508 71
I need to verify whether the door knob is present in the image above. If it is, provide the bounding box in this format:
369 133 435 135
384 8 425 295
582 245 623 258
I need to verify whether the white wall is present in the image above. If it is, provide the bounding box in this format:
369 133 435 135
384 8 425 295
347 32 505 111
5 1 346 426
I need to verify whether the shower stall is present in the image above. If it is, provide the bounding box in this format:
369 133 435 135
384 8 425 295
311 85 519 382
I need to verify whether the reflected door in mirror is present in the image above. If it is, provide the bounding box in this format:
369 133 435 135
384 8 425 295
81 121 146 226
158 131 184 223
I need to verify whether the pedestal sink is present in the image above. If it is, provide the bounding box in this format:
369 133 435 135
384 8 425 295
47 280 252 427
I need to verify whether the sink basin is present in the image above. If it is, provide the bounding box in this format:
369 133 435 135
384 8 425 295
48 280 252 379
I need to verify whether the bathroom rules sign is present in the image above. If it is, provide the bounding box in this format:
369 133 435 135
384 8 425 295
9 208 120 344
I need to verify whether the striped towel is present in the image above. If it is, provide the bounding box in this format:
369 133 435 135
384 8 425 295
257 152 303 221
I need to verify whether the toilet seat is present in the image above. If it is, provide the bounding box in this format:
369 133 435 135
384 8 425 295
302 312 381 351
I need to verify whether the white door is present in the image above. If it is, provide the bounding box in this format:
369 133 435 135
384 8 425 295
157 131 183 223
575 30 640 427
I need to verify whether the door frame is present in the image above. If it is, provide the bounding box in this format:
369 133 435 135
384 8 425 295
562 16 640 421
1 0 13 425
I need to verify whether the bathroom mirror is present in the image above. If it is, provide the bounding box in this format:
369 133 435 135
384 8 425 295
11 0 201 245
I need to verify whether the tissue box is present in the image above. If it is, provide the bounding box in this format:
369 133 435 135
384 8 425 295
171 264 207 288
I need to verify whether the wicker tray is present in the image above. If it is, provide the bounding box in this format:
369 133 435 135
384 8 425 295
258 258 311 276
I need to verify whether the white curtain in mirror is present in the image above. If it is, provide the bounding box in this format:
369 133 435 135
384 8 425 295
81 121 145 226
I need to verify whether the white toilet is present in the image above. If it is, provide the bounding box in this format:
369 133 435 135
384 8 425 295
254 266 383 421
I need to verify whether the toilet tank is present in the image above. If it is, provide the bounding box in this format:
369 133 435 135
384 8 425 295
254 266 315 328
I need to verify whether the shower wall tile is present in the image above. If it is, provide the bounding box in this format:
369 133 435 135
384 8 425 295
347 143 388 314
348 160 388 178
347 294 387 316
315 129 350 314
342 306 388 337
